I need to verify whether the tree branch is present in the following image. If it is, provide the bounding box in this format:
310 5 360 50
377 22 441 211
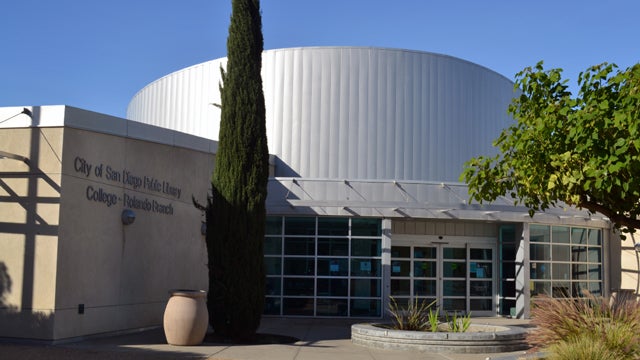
578 197 640 231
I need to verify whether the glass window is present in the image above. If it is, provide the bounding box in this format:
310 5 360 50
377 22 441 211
316 299 348 316
391 279 411 296
443 280 466 296
572 263 588 280
317 238 348 256
470 248 492 260
530 225 550 242
588 229 602 246
283 278 314 296
470 263 492 278
391 260 410 276
265 216 282 235
264 216 384 318
284 217 316 235
284 258 315 276
264 257 281 275
351 259 381 277
588 248 601 263
350 299 381 317
531 281 551 296
414 280 436 296
264 297 281 315
572 228 587 244
571 246 587 262
552 245 571 262
318 217 349 236
470 281 492 296
413 261 436 277
552 263 571 280
414 247 437 259
284 237 315 255
283 298 314 316
317 278 348 297
317 258 348 276
531 262 550 279
266 277 281 295
443 247 466 259
530 244 550 261
443 262 466 278
588 265 601 280
442 298 466 311
351 238 381 256
552 226 570 243
351 279 381 297
471 299 493 311
264 237 282 255
351 218 381 236
501 243 516 262
391 246 410 258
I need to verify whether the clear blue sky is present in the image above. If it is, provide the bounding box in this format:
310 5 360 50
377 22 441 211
2 0 638 118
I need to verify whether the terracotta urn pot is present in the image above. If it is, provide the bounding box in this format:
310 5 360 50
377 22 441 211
163 289 209 346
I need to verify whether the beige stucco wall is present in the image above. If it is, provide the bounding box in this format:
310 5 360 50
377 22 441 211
0 122 212 341
0 127 62 339
620 232 640 293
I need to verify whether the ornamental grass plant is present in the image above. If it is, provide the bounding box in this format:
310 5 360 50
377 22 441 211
528 291 640 360
388 297 437 331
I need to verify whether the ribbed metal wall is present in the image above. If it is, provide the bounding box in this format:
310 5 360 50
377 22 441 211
127 47 515 182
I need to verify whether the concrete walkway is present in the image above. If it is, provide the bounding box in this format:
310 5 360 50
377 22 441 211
0 317 540 360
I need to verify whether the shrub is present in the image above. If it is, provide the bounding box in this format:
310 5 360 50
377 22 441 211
529 291 640 359
445 311 472 333
388 297 437 331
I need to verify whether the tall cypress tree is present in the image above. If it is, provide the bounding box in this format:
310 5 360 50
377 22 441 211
207 0 268 340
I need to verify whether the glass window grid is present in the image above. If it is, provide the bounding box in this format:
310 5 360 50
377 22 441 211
390 246 437 305
530 226 603 298
264 216 383 317
499 225 517 316
390 246 494 312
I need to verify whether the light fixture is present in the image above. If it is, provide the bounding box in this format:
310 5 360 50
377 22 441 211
121 209 136 225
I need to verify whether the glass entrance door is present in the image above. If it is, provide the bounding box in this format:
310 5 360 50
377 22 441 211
390 241 496 316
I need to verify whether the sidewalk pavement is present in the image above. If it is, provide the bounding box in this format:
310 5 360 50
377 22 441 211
0 317 540 360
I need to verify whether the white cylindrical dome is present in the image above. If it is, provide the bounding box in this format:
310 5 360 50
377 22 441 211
127 47 515 182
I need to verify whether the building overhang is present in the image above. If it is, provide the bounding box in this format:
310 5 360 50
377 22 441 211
266 177 611 228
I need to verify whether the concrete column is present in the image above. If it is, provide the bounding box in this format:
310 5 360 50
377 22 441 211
381 218 392 319
515 223 529 318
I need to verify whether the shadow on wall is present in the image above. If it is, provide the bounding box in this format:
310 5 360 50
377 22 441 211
0 261 54 340
0 107 58 339
0 262 11 306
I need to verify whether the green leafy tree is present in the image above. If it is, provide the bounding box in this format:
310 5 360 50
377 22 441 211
207 0 268 340
461 62 640 236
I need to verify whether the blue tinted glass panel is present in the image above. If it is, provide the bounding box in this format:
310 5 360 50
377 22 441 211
317 258 349 276
351 218 381 236
283 258 315 276
284 237 315 255
350 299 381 317
317 299 348 316
318 217 349 236
351 239 381 256
284 217 316 235
264 297 281 315
265 216 282 235
283 278 314 296
317 238 348 256
283 297 314 316
264 237 282 255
